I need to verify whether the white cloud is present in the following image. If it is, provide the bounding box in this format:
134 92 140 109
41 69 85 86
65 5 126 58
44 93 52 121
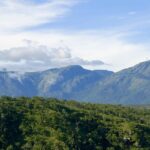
0 0 80 32
0 0 149 72
0 40 104 71
0 30 149 72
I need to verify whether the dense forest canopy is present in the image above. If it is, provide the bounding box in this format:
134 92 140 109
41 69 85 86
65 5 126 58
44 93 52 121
0 97 150 150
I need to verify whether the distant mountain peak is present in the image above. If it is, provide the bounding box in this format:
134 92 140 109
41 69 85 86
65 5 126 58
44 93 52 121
119 60 150 75
135 60 150 69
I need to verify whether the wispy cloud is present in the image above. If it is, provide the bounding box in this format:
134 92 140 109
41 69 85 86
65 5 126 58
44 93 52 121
0 0 80 32
128 11 137 16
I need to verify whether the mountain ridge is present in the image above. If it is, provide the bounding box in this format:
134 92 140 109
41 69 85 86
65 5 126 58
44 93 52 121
0 61 150 104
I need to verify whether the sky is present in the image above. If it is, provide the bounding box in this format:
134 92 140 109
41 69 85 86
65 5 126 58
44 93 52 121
0 0 150 72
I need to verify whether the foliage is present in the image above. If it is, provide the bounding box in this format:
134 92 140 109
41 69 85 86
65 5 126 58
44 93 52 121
0 97 150 150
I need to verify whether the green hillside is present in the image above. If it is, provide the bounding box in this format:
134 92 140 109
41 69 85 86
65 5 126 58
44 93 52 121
0 97 150 150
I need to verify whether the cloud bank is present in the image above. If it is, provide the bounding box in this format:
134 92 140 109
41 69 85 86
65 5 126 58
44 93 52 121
0 41 104 71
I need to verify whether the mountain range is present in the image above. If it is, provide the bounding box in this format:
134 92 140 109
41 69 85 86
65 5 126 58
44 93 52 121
0 60 150 104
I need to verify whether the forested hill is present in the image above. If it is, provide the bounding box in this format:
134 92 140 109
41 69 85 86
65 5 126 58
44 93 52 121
0 97 150 150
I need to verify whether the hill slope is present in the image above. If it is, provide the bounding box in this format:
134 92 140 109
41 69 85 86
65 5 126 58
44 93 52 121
1 97 150 149
85 61 150 104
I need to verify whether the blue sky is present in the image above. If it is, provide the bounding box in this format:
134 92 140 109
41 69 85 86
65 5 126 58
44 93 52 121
0 0 149 71
35 0 149 31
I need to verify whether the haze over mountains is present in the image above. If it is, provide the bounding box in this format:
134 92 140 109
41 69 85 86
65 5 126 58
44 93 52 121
0 60 150 104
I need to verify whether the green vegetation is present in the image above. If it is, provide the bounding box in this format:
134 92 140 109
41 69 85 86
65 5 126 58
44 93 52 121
0 97 150 150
